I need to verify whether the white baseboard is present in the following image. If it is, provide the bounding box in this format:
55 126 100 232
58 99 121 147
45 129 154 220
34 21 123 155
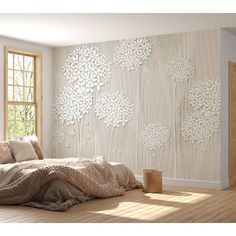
220 179 230 189
135 175 230 190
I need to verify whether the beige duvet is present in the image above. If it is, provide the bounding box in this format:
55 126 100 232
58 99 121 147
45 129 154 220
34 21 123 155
0 156 141 211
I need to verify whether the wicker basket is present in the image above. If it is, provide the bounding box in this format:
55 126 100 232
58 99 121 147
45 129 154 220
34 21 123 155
142 169 162 193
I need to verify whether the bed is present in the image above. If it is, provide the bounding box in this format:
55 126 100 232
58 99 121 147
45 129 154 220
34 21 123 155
0 156 141 211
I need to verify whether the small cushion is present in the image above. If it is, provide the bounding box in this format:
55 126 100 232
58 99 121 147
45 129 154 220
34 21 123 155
0 142 15 164
30 140 44 160
11 134 44 160
11 133 21 141
21 135 44 160
8 141 39 162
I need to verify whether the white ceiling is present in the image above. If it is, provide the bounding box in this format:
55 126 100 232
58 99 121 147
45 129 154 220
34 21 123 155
1 13 236 47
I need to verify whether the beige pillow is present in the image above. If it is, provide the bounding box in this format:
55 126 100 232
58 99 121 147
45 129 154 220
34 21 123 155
0 142 15 164
11 134 44 160
8 141 39 162
30 140 44 160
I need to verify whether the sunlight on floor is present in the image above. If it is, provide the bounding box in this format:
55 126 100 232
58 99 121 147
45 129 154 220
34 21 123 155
145 191 213 203
89 190 214 221
1 187 234 222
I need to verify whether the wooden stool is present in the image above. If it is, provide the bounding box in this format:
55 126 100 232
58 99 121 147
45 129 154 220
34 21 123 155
142 169 162 193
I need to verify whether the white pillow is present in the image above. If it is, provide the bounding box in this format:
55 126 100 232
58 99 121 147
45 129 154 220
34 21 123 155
11 133 21 141
8 141 39 162
21 134 38 142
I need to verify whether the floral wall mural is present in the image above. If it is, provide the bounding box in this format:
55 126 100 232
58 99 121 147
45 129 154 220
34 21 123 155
53 46 112 155
94 89 134 157
114 38 152 71
52 29 221 182
94 89 134 128
188 80 220 114
53 85 93 124
63 46 112 92
182 80 220 143
139 122 170 151
164 55 196 177
164 56 195 83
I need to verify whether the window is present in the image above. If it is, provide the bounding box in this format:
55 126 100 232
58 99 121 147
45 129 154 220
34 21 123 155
4 47 42 142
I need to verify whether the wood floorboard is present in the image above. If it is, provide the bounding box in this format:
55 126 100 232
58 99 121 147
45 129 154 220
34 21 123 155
0 186 236 223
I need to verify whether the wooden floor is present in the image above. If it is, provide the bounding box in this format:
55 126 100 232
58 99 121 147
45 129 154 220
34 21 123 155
0 185 236 223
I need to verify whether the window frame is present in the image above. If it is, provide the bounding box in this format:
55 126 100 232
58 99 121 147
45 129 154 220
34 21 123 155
4 47 42 145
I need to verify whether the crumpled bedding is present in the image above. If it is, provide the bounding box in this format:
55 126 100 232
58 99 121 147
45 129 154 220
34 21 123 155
0 156 141 211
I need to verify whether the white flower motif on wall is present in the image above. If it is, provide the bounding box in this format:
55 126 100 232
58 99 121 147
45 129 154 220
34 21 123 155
114 37 152 71
54 130 65 145
182 80 221 143
53 85 93 123
52 129 65 151
164 56 195 82
140 122 170 151
68 129 76 137
63 47 112 91
181 110 220 143
188 80 220 114
94 89 134 127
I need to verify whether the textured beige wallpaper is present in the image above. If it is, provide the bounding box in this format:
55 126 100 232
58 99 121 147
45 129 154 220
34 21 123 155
52 29 220 181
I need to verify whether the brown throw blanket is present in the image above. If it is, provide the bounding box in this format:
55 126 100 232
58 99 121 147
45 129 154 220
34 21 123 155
0 156 141 211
